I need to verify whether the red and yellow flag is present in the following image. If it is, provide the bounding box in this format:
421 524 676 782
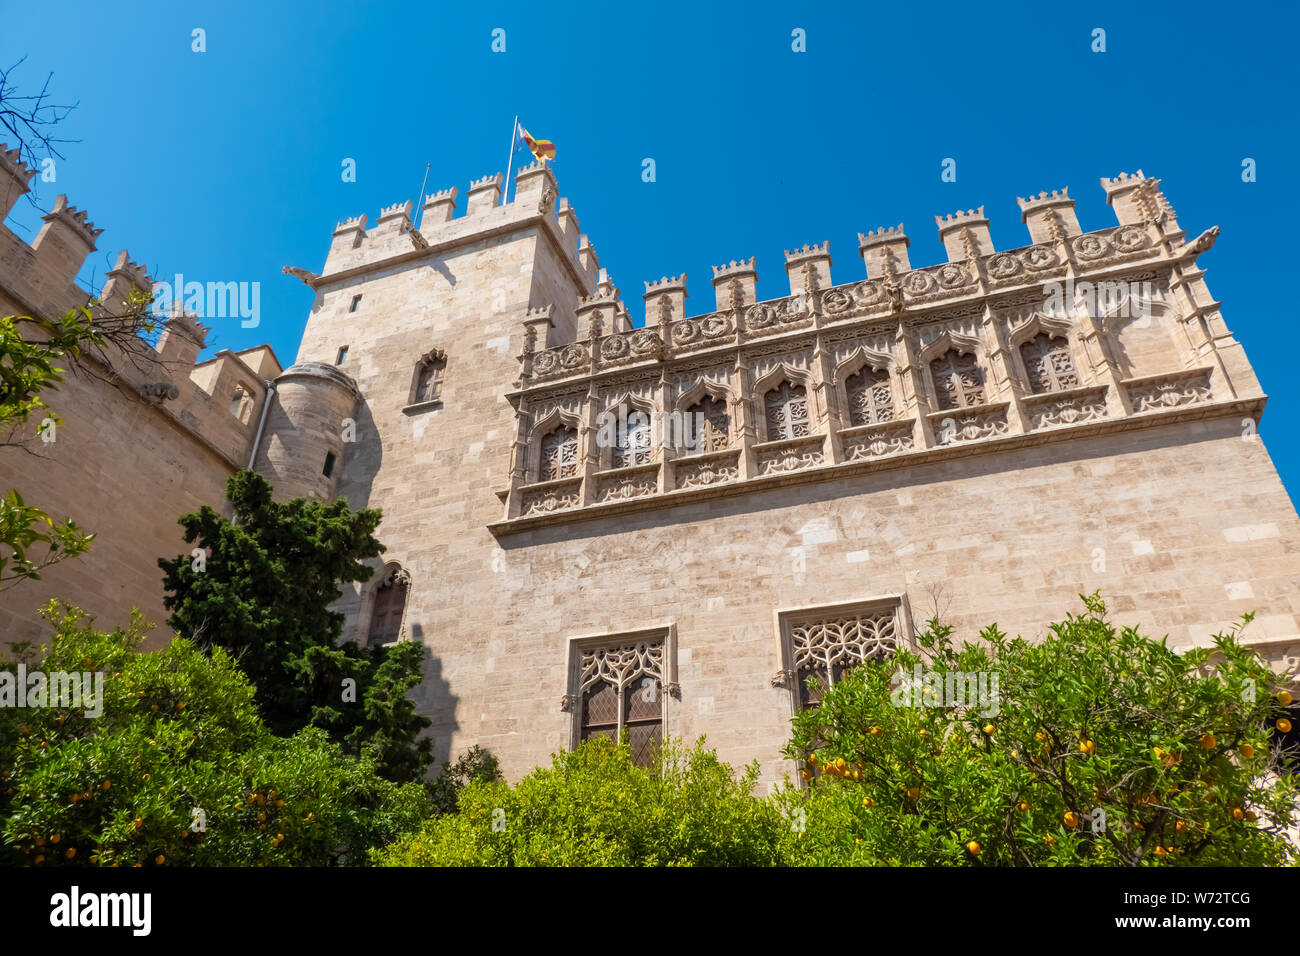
519 125 556 162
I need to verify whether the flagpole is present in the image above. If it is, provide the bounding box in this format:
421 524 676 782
414 162 431 230
502 114 518 206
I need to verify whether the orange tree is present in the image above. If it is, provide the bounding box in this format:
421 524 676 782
0 602 428 866
776 594 1298 866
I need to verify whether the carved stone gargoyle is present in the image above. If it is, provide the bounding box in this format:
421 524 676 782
1180 225 1220 258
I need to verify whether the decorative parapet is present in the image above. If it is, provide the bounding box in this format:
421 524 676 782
422 187 459 225
596 326 661 368
1022 385 1110 430
1124 368 1213 413
466 172 504 215
0 143 37 218
666 311 735 354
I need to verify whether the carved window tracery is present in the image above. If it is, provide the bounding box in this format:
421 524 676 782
683 395 730 453
930 350 986 410
611 411 653 469
844 367 894 426
368 565 410 647
764 380 811 441
574 638 668 768
538 425 579 482
1020 332 1079 394
775 599 905 713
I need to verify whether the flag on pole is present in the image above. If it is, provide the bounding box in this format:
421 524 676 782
515 122 556 162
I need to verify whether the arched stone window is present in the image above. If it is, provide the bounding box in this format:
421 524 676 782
368 565 410 647
845 367 894 426
538 425 579 482
611 411 653 469
683 395 730 453
410 349 446 406
575 638 667 768
930 350 985 410
229 385 249 420
763 381 811 441
1020 332 1078 394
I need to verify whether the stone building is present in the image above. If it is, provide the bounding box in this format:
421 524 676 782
5 145 1300 785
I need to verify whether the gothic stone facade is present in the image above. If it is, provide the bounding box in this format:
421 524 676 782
264 164 1300 785
5 147 1300 786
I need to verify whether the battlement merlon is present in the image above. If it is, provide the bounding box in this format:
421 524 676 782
466 172 504 216
33 194 104 285
858 225 911 279
422 187 458 225
712 258 758 312
1101 170 1181 234
934 207 994 262
99 249 154 312
1017 188 1082 243
784 242 832 295
0 143 37 219
576 268 626 338
373 200 414 239
643 274 688 327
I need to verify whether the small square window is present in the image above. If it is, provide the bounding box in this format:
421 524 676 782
349 295 362 313
336 346 348 365
322 452 336 478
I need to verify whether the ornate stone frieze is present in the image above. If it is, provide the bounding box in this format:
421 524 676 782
1125 368 1213 413
927 402 1011 446
1023 385 1110 430
840 418 916 461
755 434 826 475
595 465 659 502
521 478 582 516
674 448 741 489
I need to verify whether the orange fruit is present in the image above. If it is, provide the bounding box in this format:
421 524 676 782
967 841 981 855
1080 740 1095 755
870 726 882 736
1200 733 1217 749
835 758 846 770
862 797 874 808
1244 810 1258 821
1063 812 1079 828
1154 846 1167 857
65 847 75 859
1279 691 1293 706
983 724 995 735
906 787 920 800
1278 719 1292 734
1232 808 1244 820
1017 802 1029 813
1175 821 1187 833
155 854 165 865
800 770 811 780
1043 835 1056 846
1239 744 1255 759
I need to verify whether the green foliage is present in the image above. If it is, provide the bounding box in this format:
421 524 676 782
157 469 432 783
777 593 1299 866
426 745 503 815
0 603 429 867
373 736 785 866
0 489 92 589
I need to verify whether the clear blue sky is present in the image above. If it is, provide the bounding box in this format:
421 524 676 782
4 0 1298 503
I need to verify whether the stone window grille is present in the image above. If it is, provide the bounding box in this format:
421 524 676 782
930 350 985 410
764 381 811 441
845 367 894 426
1020 333 1079 394
538 425 579 482
683 395 731 453
611 411 654 469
